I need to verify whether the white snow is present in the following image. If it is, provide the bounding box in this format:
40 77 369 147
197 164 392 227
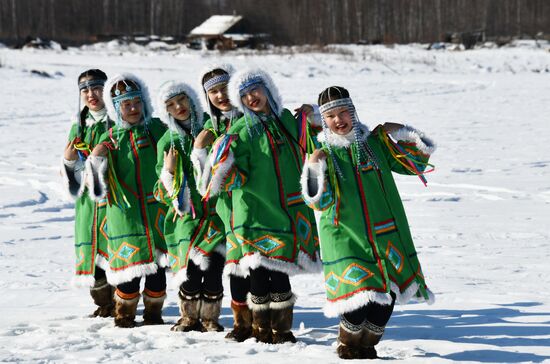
0 41 549 363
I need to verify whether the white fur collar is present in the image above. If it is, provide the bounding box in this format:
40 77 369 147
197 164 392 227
228 68 284 117
317 124 370 148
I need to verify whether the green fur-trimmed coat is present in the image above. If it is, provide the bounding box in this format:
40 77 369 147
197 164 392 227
63 113 109 286
205 109 320 275
89 119 168 285
302 125 435 317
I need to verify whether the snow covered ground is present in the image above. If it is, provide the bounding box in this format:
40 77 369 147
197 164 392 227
0 41 549 363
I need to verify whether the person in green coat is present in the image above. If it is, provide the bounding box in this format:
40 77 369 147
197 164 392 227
202 68 321 344
191 64 254 342
61 69 114 317
86 73 168 328
154 80 225 332
301 86 435 359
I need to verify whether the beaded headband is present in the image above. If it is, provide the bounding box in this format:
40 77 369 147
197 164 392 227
318 97 354 114
238 76 263 97
203 74 230 92
78 79 105 91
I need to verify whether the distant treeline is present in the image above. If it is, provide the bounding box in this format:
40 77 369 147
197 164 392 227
0 0 549 46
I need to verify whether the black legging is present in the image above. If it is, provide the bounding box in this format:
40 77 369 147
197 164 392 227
117 267 167 294
230 274 250 303
180 252 224 295
343 292 396 327
249 266 291 297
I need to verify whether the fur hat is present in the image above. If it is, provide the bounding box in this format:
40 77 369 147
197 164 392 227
155 81 204 137
103 73 153 127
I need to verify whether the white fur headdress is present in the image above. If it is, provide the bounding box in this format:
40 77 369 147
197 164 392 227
228 68 284 118
155 81 204 137
103 73 153 127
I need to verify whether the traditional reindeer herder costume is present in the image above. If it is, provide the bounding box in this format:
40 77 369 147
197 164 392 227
201 68 321 343
86 73 168 328
154 81 226 332
62 69 114 317
302 86 435 359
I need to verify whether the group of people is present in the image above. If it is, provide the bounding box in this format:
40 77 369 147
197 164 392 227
61 64 435 359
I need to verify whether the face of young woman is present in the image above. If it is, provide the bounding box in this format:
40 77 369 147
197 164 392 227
165 94 191 121
241 86 269 114
79 76 105 112
323 106 353 135
119 97 143 124
207 83 232 112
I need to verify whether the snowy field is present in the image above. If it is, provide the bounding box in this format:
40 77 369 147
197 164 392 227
0 41 549 363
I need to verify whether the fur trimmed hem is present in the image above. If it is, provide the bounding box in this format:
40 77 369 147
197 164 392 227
240 252 302 276
247 293 271 311
96 254 109 271
190 148 209 196
60 158 86 201
223 262 249 278
301 160 327 207
156 249 170 269
206 150 235 198
170 268 189 289
270 293 297 310
323 291 393 318
390 281 435 305
297 251 323 274
213 243 226 256
105 262 158 286
85 156 108 202
71 274 95 288
390 125 437 156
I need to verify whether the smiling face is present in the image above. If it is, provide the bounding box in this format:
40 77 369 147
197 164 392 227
119 97 143 125
165 93 191 121
207 83 232 112
241 85 269 114
79 76 105 112
323 106 353 135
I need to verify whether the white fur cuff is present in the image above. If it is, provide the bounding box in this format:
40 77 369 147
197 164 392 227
61 158 86 200
191 147 209 196
206 150 235 198
301 159 327 206
85 156 108 201
160 168 175 196
390 125 436 156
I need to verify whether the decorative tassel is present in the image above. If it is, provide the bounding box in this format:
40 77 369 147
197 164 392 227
203 134 237 200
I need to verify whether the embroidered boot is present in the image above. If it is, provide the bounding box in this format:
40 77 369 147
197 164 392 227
113 290 140 328
360 321 385 359
336 317 367 359
89 277 114 317
142 289 166 325
248 293 272 343
200 291 224 332
270 291 297 343
171 290 203 332
225 300 253 342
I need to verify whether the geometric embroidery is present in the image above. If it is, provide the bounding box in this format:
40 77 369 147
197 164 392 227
204 222 221 243
155 208 166 240
359 160 374 172
287 192 304 207
319 184 333 210
75 251 85 268
226 236 238 254
168 252 179 269
374 219 397 236
224 170 246 192
295 211 311 244
341 263 373 286
99 216 109 241
250 235 285 255
386 241 404 273
325 272 341 295
113 242 140 263
234 233 246 246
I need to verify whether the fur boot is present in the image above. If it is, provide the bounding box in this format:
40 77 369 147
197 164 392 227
113 291 140 328
171 290 203 332
142 289 166 325
89 277 114 318
225 300 253 342
360 321 385 359
337 318 367 360
248 293 271 343
270 292 297 343
200 291 224 332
